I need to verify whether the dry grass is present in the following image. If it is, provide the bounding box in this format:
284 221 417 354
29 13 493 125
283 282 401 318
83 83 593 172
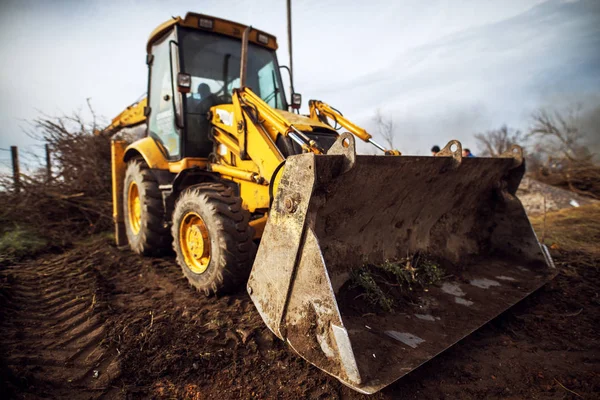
530 203 600 258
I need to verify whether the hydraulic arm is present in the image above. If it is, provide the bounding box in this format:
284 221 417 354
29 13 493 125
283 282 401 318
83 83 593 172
308 100 401 155
208 87 330 190
235 88 326 155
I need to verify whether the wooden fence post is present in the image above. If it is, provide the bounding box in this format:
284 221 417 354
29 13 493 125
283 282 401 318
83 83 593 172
11 146 20 193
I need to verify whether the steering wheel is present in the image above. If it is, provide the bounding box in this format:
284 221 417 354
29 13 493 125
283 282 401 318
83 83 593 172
215 93 232 105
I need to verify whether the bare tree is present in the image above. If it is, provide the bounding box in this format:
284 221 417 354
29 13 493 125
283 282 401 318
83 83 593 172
528 106 593 163
373 109 395 149
474 125 525 157
527 106 599 199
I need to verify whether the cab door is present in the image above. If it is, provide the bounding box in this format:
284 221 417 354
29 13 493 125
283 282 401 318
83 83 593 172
147 29 182 160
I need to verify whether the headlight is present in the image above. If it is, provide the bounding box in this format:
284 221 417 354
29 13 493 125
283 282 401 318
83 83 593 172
177 73 192 93
257 33 269 45
291 93 302 109
198 18 214 30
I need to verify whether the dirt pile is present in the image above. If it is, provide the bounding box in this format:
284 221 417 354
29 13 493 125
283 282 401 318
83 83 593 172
532 162 600 200
517 176 598 216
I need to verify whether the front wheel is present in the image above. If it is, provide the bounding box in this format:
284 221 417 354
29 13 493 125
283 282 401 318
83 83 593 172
172 183 256 295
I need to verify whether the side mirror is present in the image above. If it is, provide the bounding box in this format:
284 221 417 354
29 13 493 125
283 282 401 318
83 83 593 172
291 93 302 110
177 73 192 94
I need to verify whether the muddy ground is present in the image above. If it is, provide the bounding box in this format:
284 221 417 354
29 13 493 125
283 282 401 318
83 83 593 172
1 205 599 399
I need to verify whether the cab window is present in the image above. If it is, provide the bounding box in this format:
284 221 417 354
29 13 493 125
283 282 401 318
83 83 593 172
148 30 180 159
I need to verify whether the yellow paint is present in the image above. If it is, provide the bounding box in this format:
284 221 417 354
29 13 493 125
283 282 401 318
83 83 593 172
147 13 278 54
125 137 169 169
168 158 208 173
111 140 128 246
249 214 268 239
384 149 402 156
237 179 270 212
205 89 342 214
309 100 372 142
179 211 211 274
276 109 333 132
308 100 402 155
146 18 180 53
101 98 147 136
127 181 142 234
208 163 259 182
124 137 208 173
210 99 284 181
211 128 241 159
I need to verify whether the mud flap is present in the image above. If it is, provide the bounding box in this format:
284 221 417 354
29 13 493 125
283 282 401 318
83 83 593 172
111 139 128 247
247 135 556 394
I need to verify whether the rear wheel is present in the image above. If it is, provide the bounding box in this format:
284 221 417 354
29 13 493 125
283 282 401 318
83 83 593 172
123 158 171 255
172 183 255 295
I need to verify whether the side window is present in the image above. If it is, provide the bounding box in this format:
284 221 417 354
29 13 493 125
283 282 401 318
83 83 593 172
257 61 282 109
148 30 180 159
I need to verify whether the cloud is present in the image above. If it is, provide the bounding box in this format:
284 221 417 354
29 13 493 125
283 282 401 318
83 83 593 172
0 0 598 167
316 0 600 154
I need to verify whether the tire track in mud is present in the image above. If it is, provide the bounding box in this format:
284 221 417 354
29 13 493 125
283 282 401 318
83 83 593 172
1 245 120 399
3 235 597 399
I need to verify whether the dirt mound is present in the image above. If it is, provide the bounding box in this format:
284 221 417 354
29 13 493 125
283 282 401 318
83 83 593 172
2 206 599 399
517 177 598 216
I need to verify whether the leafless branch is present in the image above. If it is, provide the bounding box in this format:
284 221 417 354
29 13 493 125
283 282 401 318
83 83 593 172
373 109 395 149
475 125 525 157
527 105 600 199
0 108 112 243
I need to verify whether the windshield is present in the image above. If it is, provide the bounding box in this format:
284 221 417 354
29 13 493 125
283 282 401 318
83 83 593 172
179 27 286 111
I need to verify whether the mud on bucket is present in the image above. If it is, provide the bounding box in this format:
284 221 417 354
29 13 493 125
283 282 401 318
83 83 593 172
247 137 555 394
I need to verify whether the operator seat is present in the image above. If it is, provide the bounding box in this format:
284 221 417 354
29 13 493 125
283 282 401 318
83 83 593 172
186 83 217 157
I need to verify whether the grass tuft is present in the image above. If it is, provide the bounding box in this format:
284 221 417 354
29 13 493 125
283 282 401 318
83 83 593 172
0 227 49 265
350 254 445 312
350 268 395 312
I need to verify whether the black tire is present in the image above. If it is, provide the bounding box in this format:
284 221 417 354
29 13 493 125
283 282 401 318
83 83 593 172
172 183 256 295
123 158 171 255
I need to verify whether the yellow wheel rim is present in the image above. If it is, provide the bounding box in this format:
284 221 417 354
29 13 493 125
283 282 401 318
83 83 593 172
179 212 211 274
127 181 142 234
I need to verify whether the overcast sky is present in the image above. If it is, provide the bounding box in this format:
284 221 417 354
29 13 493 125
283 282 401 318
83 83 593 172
0 0 598 170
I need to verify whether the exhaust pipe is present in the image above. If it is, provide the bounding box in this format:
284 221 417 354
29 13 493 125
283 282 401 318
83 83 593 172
240 25 251 88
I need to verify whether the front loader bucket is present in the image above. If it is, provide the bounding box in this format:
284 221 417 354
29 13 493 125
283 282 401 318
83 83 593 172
247 136 555 394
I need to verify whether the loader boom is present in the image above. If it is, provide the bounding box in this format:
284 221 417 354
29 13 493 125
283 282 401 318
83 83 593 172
98 97 147 137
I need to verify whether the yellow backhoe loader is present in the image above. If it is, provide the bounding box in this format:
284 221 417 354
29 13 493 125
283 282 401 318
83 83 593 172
101 13 556 394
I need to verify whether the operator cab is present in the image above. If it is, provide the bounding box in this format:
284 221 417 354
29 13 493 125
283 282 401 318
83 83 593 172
145 14 287 161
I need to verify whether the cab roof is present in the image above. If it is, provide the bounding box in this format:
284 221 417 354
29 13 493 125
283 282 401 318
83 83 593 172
147 12 278 54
